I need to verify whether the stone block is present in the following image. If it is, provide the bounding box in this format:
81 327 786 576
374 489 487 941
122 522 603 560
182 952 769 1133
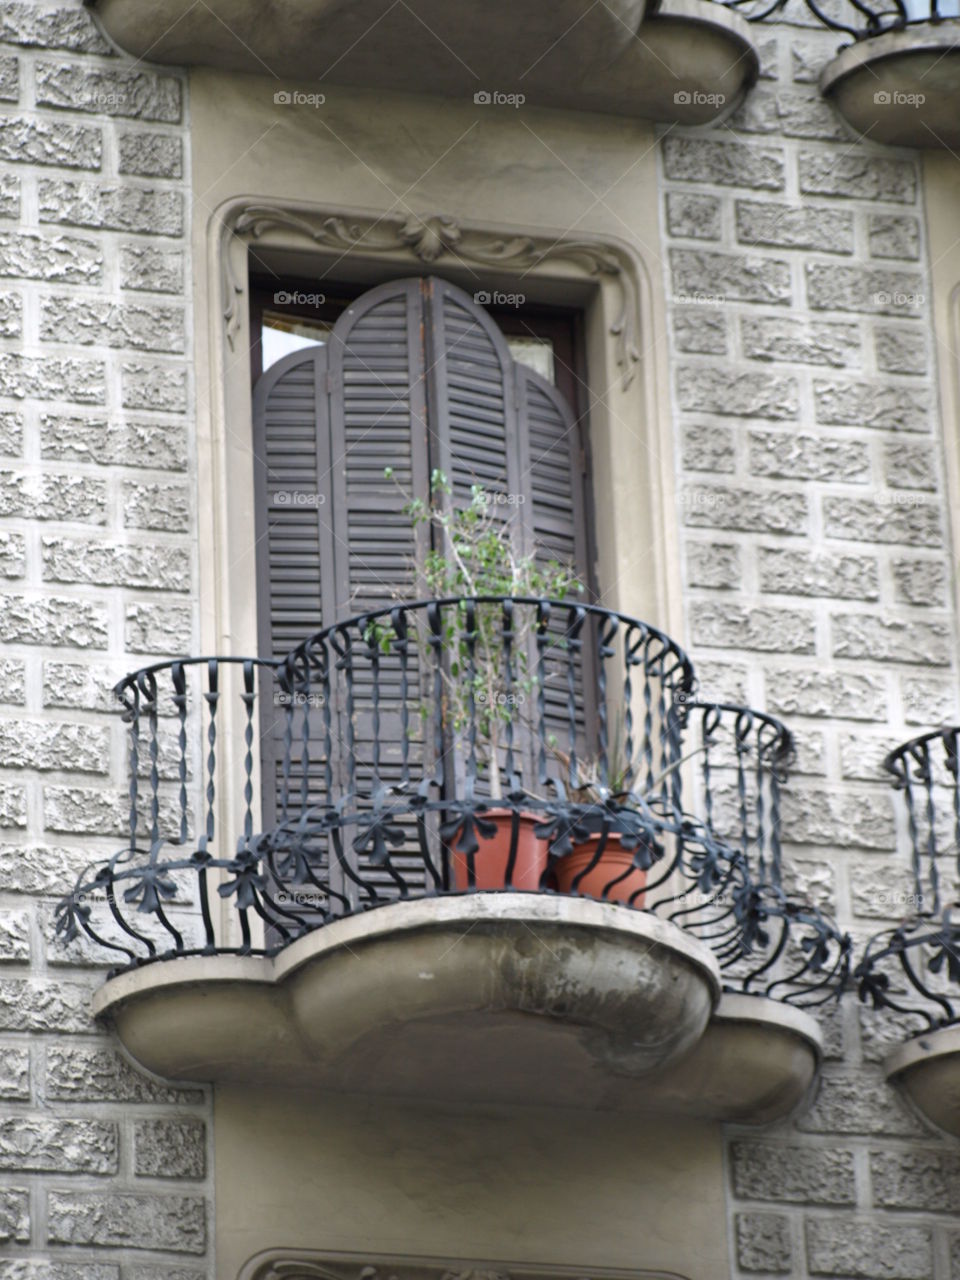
0 595 107 648
671 248 791 305
0 115 100 169
134 1118 206 1179
121 361 187 412
119 243 183 294
832 612 951 665
40 415 186 470
748 430 869 482
765 668 887 720
677 367 798 419
681 484 807 533
690 602 815 652
47 1190 206 1253
731 1141 855 1204
0 354 104 404
736 199 853 252
735 1211 792 1273
741 314 859 365
680 422 735 473
665 191 721 239
798 151 918 202
0 230 101 283
663 137 785 189
39 180 183 236
123 481 190 532
118 130 183 177
35 61 181 122
0 1117 117 1173
40 297 185 353
806 264 925 317
814 379 930 432
685 541 741 589
758 548 879 599
46 1046 203 1104
42 537 190 591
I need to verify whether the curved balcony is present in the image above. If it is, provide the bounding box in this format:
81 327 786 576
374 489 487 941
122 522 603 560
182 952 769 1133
87 0 757 124
855 727 960 1134
725 0 960 146
56 597 847 1119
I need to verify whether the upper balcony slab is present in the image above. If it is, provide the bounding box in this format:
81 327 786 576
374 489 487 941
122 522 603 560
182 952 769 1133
87 0 757 123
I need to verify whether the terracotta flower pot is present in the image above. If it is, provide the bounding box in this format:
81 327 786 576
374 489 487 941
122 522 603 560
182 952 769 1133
551 832 647 906
450 808 548 891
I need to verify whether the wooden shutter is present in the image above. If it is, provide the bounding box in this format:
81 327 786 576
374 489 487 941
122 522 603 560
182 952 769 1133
514 360 594 766
425 277 517 504
252 345 336 841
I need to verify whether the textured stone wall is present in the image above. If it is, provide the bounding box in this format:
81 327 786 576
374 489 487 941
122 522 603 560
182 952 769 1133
659 15 960 1280
0 1 211 1274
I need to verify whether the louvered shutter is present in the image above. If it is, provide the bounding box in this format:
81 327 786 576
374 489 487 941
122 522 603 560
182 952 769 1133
252 345 336 840
425 277 518 504
513 361 594 762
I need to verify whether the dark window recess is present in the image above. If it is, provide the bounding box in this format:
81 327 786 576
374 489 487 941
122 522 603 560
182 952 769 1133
251 275 596 905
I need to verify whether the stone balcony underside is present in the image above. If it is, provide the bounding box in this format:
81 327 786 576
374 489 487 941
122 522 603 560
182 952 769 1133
88 0 758 123
94 894 822 1121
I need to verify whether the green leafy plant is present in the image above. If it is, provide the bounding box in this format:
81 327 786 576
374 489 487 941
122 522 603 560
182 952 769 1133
370 468 581 799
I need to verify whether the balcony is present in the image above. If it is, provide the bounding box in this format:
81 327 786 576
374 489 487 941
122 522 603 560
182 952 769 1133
856 727 960 1135
86 0 758 125
57 596 847 1121
725 0 960 146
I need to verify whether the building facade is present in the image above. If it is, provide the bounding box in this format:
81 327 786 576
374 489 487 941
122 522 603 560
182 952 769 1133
2 0 960 1276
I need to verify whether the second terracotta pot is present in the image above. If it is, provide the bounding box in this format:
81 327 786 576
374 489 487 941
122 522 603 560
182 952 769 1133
551 832 647 906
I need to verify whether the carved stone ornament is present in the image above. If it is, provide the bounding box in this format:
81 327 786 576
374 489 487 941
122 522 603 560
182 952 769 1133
236 1253 687 1280
222 206 641 388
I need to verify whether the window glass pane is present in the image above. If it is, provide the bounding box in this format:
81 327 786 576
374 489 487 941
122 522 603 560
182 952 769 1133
262 310 334 372
507 335 555 385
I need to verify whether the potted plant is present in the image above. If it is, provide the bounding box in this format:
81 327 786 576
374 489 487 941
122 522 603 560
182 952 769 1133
544 726 702 906
373 468 580 891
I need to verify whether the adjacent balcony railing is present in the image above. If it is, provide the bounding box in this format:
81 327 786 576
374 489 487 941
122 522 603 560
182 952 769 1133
855 726 960 1135
55 595 848 1009
856 726 960 1029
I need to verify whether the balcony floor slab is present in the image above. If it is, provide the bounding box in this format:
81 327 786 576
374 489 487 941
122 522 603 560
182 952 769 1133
93 893 722 1110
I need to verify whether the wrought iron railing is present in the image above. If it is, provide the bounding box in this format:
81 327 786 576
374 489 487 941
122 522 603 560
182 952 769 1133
55 596 849 1003
711 0 959 40
856 727 960 1030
